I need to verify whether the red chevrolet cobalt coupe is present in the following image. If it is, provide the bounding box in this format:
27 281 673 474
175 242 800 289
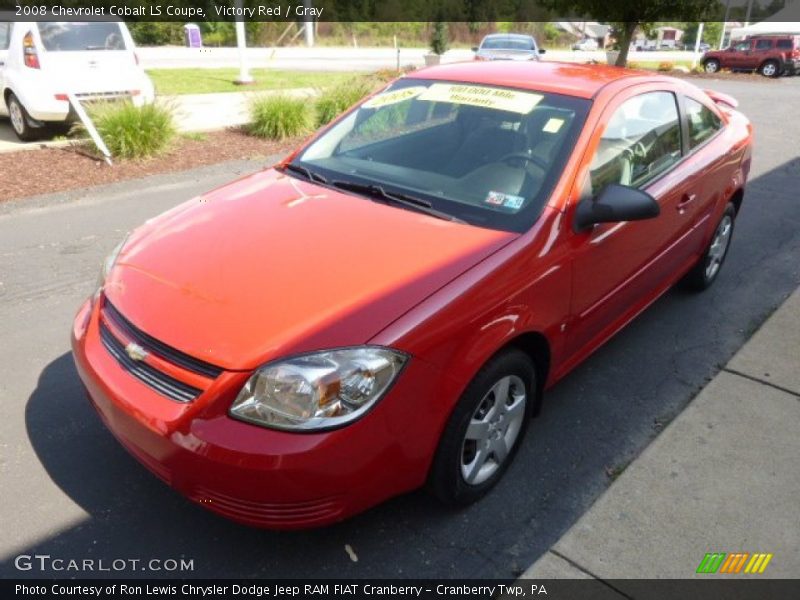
72 62 753 528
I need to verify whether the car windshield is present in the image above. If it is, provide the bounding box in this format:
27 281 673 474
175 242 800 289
37 22 127 51
293 79 589 232
482 37 534 51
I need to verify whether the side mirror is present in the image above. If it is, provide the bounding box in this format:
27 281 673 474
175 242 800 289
574 183 660 231
471 46 479 53
538 48 546 54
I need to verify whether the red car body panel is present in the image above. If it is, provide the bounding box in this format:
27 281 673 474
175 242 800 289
71 62 754 528
104 170 515 371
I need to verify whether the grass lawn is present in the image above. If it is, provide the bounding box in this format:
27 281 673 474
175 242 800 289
628 59 695 70
147 68 352 95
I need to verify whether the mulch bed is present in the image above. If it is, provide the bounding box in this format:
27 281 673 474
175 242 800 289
0 129 299 203
673 70 782 82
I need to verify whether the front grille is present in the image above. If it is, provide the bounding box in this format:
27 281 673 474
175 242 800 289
103 301 222 378
99 321 202 403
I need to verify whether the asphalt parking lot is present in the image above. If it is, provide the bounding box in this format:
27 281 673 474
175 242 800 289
1 76 799 579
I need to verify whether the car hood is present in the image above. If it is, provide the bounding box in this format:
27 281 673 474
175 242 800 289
104 169 516 371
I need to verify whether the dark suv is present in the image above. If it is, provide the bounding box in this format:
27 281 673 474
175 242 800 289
702 35 800 77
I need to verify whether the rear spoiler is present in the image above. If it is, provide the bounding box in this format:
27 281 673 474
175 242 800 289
704 89 739 109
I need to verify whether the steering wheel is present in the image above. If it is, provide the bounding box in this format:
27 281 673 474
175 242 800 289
499 152 548 172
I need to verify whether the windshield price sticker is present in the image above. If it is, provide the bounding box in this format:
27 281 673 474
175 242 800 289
418 83 543 114
362 86 427 109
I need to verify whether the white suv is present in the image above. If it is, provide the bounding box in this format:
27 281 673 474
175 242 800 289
0 20 155 140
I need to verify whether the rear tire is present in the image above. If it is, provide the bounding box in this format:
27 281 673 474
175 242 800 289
703 59 721 74
682 203 736 291
759 60 780 78
428 348 536 506
7 93 39 141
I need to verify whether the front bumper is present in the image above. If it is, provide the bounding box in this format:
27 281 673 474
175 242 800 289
71 298 446 529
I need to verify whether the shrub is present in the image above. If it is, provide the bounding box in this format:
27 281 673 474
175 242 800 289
315 78 374 127
248 94 311 140
658 61 675 72
73 101 176 160
430 21 448 55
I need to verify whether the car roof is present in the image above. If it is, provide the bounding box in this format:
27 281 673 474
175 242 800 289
412 61 663 99
482 33 534 40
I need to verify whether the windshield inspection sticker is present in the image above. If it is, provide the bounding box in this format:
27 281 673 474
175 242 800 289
362 86 427 109
543 117 565 133
485 191 526 211
418 83 543 114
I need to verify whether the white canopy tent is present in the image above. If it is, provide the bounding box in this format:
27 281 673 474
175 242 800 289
730 21 800 39
729 3 800 39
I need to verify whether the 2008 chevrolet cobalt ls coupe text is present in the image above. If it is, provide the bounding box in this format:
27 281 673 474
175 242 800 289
72 62 753 528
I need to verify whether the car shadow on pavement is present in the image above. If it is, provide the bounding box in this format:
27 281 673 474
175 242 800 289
5 156 800 580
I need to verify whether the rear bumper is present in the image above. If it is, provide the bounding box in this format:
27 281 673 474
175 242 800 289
11 73 155 123
71 298 446 528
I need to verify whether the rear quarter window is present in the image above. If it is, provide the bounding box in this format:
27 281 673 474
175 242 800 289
776 39 793 49
686 98 722 149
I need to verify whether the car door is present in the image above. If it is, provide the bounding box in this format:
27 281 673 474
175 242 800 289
565 87 705 357
751 38 774 69
728 39 754 69
679 94 728 231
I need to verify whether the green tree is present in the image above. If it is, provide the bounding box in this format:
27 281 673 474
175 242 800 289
430 21 449 55
541 0 719 66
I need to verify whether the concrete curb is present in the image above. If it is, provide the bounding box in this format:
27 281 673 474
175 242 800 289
522 288 800 583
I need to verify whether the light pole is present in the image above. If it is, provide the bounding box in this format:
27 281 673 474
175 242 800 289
304 0 315 47
235 0 254 84
719 0 732 49
692 22 704 69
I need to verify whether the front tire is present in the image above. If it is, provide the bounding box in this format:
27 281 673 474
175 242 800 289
7 93 38 141
682 203 736 291
429 348 536 506
703 58 721 74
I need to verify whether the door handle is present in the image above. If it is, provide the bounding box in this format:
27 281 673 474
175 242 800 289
677 193 696 213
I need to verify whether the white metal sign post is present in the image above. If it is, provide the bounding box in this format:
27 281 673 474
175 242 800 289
67 93 112 166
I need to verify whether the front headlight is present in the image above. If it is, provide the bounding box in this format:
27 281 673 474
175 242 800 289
96 236 128 293
230 347 407 431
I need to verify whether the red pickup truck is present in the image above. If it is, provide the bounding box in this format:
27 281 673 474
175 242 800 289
702 35 800 77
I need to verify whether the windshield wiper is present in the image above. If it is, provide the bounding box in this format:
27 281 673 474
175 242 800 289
331 180 465 224
282 162 328 184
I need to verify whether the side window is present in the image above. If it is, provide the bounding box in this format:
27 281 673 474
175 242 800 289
755 39 773 50
589 91 682 194
733 41 751 51
0 23 11 51
776 39 793 50
685 98 722 149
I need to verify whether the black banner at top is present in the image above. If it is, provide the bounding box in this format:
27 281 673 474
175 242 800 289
2 0 800 23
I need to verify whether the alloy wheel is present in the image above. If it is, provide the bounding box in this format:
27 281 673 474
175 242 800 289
460 374 527 486
9 99 25 135
705 214 733 280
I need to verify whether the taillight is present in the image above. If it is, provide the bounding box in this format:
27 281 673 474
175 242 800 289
23 31 40 69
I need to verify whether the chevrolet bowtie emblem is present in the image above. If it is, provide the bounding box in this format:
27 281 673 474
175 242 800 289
125 342 148 362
